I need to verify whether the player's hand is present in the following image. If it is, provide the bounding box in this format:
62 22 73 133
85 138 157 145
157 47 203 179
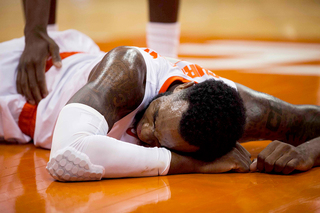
250 140 314 174
17 30 61 105
198 142 251 173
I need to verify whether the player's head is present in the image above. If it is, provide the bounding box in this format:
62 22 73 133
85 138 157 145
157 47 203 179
135 79 246 161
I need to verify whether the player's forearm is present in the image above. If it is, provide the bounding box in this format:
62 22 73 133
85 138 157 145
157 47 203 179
168 142 252 174
237 83 320 146
168 152 199 175
23 0 51 38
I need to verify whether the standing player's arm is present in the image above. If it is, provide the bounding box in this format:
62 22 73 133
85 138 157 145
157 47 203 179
236 83 320 174
18 0 62 105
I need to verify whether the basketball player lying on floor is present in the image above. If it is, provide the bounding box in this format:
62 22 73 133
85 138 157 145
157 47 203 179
0 30 319 181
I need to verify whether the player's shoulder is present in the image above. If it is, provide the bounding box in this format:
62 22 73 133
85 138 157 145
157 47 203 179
89 46 147 105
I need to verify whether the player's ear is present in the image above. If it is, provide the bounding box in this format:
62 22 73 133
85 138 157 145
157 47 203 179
173 81 195 93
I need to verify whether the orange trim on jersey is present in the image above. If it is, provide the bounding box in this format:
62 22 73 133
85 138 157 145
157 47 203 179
159 76 196 94
126 127 139 140
18 103 37 138
19 51 82 138
45 52 82 72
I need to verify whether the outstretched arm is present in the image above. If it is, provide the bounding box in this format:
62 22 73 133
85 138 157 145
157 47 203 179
237 83 320 174
237 83 320 145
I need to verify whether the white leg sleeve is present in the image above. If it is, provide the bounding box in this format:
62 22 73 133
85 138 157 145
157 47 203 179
47 103 171 181
146 22 180 58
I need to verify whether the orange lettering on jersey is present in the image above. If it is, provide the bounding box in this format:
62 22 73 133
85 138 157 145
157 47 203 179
181 63 220 79
182 64 204 78
205 69 220 78
195 64 205 76
144 48 158 59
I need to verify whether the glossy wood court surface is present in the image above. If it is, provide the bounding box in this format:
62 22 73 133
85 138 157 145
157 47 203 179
1 0 320 212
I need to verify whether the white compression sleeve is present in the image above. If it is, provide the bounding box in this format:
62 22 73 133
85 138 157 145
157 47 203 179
47 103 171 181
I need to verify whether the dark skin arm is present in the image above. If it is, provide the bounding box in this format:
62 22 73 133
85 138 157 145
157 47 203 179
237 83 320 145
168 142 252 175
237 83 320 174
18 0 61 105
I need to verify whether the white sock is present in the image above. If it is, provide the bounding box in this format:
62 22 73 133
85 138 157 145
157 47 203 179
146 22 180 58
47 24 58 32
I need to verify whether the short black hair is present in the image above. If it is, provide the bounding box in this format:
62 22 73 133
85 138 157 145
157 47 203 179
178 79 246 161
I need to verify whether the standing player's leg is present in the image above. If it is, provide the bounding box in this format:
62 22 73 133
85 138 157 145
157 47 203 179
47 0 58 31
147 0 180 58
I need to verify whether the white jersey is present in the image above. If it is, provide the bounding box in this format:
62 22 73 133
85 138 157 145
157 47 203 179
0 30 236 149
